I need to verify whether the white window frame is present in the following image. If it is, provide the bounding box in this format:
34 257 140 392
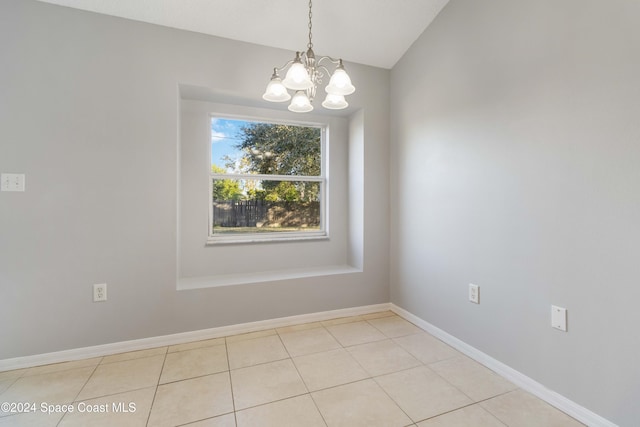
207 114 328 244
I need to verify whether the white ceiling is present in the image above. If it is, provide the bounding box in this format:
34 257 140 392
36 0 449 69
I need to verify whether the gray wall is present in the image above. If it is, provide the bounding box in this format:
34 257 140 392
390 0 640 425
0 0 390 359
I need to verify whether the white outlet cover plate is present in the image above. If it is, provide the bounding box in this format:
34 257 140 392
93 283 107 302
551 305 567 331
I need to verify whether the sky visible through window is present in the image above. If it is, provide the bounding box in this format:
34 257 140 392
211 118 248 173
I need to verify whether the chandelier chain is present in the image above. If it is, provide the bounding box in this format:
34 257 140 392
307 0 313 49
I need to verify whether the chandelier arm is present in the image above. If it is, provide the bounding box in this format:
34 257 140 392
317 65 332 78
316 56 343 66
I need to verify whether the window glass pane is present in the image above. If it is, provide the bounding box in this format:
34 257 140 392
211 118 245 174
211 118 321 176
212 179 321 234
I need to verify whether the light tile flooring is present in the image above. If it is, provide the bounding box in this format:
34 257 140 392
0 311 584 427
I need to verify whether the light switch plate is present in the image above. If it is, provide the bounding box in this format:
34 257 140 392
469 283 479 304
551 305 567 331
1 173 26 192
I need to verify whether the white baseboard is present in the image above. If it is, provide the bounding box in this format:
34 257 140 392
0 303 391 372
390 304 617 427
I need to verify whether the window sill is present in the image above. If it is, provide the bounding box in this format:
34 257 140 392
206 231 328 245
177 265 361 290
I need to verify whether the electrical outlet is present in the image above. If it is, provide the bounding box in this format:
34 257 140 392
469 283 479 304
93 283 107 302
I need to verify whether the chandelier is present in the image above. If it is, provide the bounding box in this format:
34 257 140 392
262 0 355 113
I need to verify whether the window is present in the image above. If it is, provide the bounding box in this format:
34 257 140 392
209 116 326 243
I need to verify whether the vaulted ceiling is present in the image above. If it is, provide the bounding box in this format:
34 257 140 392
36 0 449 69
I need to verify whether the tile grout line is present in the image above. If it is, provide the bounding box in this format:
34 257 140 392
0 375 23 401
229 356 291 372
99 349 168 366
408 398 509 427
167 340 226 355
144 346 169 427
275 326 330 427
409 400 510 426
370 371 418 425
222 338 240 427
156 369 231 387
274 328 312 396
472 390 514 427
54 357 104 427
424 356 520 408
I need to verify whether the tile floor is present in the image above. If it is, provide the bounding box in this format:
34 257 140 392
0 311 585 426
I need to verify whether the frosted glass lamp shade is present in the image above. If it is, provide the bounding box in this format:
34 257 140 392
288 91 314 113
262 76 291 102
321 93 348 110
282 62 313 90
325 67 355 95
